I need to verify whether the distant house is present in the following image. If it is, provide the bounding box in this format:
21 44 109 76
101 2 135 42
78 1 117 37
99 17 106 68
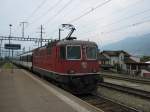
124 57 149 75
99 50 130 71
98 53 109 64
98 50 150 76
98 53 112 70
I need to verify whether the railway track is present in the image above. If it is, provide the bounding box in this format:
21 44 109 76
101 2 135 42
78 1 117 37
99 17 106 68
32 70 143 112
99 82 150 99
101 73 150 85
78 94 140 112
20 68 140 112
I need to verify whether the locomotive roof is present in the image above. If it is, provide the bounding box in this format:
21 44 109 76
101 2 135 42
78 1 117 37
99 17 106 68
57 40 97 46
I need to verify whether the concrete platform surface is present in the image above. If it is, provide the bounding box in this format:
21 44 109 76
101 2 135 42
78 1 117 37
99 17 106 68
0 69 103 112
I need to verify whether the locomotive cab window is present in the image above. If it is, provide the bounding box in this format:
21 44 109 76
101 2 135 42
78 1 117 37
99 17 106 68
66 45 81 60
86 46 97 59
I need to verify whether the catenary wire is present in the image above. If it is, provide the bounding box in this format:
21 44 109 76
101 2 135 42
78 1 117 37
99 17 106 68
27 0 48 21
27 0 63 28
44 0 74 27
67 0 112 23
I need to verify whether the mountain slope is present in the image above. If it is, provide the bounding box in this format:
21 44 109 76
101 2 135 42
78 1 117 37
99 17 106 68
103 34 150 56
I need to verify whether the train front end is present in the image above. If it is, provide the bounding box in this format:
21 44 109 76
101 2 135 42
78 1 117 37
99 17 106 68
57 40 101 94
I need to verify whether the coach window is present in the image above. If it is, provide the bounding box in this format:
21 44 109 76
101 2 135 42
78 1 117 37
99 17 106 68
67 45 81 60
28 55 32 62
86 46 97 59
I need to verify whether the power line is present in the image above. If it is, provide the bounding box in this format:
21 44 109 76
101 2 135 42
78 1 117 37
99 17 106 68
67 0 112 23
27 0 48 21
94 0 143 21
24 0 47 37
80 16 150 39
27 0 63 28
99 8 150 29
44 0 111 39
80 8 150 36
78 0 143 33
101 17 150 35
44 0 74 27
27 0 73 39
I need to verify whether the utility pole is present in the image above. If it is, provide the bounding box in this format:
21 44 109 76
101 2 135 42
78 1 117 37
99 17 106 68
59 28 61 40
9 24 12 59
9 24 12 44
37 25 45 47
40 25 43 47
20 21 28 38
0 39 2 58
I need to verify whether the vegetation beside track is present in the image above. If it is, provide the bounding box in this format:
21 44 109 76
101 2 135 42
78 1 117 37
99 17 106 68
2 62 13 69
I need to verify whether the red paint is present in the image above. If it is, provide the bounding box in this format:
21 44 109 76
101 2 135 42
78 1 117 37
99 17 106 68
32 41 100 75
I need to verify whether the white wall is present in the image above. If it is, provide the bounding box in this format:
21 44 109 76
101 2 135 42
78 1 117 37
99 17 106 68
110 57 118 65
130 56 140 62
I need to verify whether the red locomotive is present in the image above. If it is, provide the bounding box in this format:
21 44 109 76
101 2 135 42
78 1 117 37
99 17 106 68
14 24 102 94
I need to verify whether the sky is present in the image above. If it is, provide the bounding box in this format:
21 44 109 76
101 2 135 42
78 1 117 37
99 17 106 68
0 0 150 54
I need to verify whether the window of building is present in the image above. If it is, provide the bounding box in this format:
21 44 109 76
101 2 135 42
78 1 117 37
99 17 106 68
131 65 136 70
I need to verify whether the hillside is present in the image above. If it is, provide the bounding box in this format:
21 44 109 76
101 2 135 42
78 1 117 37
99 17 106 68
103 34 150 56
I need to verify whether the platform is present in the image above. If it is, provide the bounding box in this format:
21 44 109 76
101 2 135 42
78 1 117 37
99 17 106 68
0 68 103 112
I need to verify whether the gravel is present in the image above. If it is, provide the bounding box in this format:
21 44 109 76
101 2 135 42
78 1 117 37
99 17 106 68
97 86 150 112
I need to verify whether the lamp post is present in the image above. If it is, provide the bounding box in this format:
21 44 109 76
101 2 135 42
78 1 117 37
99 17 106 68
9 24 12 59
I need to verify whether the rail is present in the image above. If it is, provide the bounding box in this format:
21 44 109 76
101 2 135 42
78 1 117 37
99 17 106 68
78 94 140 112
99 82 150 99
101 73 150 85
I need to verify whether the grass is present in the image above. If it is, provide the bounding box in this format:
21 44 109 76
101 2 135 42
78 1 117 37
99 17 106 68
2 62 13 69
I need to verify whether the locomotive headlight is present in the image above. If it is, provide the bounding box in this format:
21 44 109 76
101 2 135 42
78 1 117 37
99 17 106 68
81 62 87 69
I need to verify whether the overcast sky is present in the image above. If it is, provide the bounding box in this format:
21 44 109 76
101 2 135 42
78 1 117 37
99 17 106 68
0 0 150 52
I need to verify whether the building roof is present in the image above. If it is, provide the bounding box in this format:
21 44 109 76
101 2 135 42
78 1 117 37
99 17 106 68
124 57 137 64
125 57 150 65
102 50 130 57
98 53 109 61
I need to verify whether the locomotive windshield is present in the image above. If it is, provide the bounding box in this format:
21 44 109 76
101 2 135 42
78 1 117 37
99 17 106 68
67 45 81 60
86 46 97 59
